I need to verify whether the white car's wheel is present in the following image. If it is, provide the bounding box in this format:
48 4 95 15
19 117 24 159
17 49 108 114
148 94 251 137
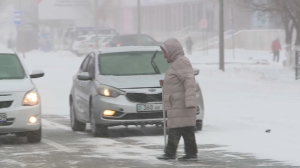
90 102 108 137
27 127 42 143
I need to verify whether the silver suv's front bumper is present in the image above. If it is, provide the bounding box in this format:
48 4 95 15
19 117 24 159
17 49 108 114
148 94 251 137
92 94 204 127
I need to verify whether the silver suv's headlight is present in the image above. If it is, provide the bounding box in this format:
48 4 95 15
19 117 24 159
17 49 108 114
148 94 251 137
96 85 125 98
23 90 39 106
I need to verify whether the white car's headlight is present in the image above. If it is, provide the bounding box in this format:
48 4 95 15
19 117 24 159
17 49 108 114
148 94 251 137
96 85 124 98
23 91 39 106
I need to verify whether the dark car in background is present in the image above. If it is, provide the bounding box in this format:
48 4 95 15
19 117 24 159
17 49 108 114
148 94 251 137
109 34 161 47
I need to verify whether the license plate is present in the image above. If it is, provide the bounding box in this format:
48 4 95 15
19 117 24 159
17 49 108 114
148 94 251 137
137 104 163 112
0 113 6 122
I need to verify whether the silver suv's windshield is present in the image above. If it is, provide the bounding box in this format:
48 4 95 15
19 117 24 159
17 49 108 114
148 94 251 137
0 54 25 80
99 51 169 76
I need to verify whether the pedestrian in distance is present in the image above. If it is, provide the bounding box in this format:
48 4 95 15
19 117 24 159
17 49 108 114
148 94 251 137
186 36 193 55
7 34 14 49
157 38 198 161
271 37 282 62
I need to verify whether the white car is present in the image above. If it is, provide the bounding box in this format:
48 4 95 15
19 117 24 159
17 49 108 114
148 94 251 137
77 36 113 56
0 50 44 143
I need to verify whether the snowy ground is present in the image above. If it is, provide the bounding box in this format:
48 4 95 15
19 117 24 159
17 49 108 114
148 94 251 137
1 48 300 167
190 49 300 166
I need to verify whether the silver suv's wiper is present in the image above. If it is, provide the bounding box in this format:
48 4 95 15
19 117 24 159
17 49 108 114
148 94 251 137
151 50 161 74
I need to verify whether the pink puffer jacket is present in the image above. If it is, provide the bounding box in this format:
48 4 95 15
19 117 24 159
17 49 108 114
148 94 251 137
160 38 197 129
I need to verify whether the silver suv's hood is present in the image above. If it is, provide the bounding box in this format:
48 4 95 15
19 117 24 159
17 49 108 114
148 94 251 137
98 75 165 89
0 79 34 93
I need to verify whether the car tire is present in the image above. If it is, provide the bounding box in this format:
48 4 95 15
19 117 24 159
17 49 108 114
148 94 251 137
70 101 86 132
195 120 203 131
27 127 42 143
90 102 108 137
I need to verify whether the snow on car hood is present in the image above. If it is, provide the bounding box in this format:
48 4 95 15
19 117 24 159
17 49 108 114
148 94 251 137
98 74 165 89
0 79 34 93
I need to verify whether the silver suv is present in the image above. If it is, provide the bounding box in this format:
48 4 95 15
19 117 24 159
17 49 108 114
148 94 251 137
69 47 204 137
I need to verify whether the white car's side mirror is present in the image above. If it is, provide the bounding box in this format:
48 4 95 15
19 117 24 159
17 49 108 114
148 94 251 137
30 69 45 78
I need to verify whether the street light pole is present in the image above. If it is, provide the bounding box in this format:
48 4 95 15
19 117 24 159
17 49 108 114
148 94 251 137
219 0 225 71
137 0 141 45
95 0 99 49
230 7 235 59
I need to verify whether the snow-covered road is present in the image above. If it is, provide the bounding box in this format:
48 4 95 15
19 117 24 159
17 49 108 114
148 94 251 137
0 114 294 168
1 49 299 167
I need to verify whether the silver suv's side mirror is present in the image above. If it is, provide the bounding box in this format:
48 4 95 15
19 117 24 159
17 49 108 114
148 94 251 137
77 72 92 81
193 68 200 76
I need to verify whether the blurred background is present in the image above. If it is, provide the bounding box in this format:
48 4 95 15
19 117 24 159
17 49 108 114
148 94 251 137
0 0 299 67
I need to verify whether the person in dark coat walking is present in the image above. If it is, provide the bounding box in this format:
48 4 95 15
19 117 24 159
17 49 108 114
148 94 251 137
271 37 282 62
186 36 193 55
157 38 198 161
7 35 14 49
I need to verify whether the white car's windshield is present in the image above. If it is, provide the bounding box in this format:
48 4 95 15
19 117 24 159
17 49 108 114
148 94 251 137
0 54 25 80
99 51 169 76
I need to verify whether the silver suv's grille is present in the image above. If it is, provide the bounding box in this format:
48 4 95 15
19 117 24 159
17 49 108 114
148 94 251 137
0 101 13 109
126 93 162 103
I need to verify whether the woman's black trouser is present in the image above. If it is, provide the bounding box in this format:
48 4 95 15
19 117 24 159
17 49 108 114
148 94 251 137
164 126 198 156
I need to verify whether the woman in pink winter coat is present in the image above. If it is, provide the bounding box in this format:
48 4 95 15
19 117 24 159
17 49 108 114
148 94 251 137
157 38 198 161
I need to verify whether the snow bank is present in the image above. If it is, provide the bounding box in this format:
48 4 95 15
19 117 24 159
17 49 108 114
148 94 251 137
188 49 294 82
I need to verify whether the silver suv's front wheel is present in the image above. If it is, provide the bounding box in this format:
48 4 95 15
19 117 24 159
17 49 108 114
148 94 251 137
90 101 108 137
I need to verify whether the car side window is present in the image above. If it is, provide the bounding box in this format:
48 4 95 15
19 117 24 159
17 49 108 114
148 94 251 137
80 56 91 72
87 53 95 78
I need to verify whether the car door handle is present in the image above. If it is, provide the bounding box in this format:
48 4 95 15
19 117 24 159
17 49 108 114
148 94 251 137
79 82 83 87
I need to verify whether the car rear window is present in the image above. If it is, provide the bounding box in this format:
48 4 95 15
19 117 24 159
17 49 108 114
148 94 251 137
98 51 169 76
0 54 25 80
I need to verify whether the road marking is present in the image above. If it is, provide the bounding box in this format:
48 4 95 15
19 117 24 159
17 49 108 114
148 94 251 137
42 118 87 135
42 119 79 153
42 138 78 153
42 119 71 131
